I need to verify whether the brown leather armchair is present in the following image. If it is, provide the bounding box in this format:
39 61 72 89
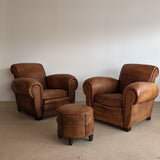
83 64 159 131
11 63 78 120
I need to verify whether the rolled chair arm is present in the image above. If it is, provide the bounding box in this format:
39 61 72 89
46 74 78 102
11 78 43 98
83 77 118 107
123 82 159 105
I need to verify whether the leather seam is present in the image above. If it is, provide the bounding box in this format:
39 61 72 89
31 84 43 117
57 110 93 116
12 66 19 78
150 67 158 82
63 120 94 125
68 78 78 102
123 90 136 128
86 83 93 106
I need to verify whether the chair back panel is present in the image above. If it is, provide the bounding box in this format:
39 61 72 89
117 64 159 93
11 63 46 88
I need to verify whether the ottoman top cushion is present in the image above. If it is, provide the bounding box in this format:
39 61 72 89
57 103 93 115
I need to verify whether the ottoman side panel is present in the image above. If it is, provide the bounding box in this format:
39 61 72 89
57 113 63 137
85 120 94 137
63 124 86 139
86 111 94 123
63 114 85 124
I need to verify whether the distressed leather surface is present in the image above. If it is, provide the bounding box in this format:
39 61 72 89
95 93 123 108
83 64 159 130
43 89 67 100
11 63 46 89
11 63 78 119
83 77 118 106
57 104 94 139
46 74 78 102
118 64 159 93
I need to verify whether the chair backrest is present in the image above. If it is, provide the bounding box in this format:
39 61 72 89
117 64 159 93
11 63 46 88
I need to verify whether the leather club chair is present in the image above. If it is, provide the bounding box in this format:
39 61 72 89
11 63 78 120
83 64 159 131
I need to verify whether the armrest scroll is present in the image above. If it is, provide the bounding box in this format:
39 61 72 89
123 82 159 104
11 78 43 98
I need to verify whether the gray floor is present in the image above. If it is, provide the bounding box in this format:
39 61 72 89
0 101 160 160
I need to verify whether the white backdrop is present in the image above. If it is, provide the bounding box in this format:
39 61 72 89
1 0 160 101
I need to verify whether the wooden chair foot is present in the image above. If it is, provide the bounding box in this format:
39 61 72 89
58 134 62 139
89 135 93 141
35 116 43 121
146 117 151 120
122 127 131 132
17 108 22 112
69 138 73 145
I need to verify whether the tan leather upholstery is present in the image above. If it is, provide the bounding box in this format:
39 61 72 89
117 64 159 93
43 89 67 100
11 63 46 88
95 93 123 108
11 63 78 120
83 64 159 131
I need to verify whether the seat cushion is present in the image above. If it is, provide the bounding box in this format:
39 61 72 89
94 93 123 108
43 89 68 100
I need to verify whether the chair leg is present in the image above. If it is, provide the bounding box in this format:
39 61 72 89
68 138 73 145
89 135 93 141
58 134 62 139
122 127 131 132
35 116 43 121
17 108 22 112
146 117 151 120
17 106 22 112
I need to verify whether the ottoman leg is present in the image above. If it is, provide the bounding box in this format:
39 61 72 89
69 138 73 145
89 135 93 141
146 117 151 120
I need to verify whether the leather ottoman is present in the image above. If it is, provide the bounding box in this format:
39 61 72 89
57 103 94 145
